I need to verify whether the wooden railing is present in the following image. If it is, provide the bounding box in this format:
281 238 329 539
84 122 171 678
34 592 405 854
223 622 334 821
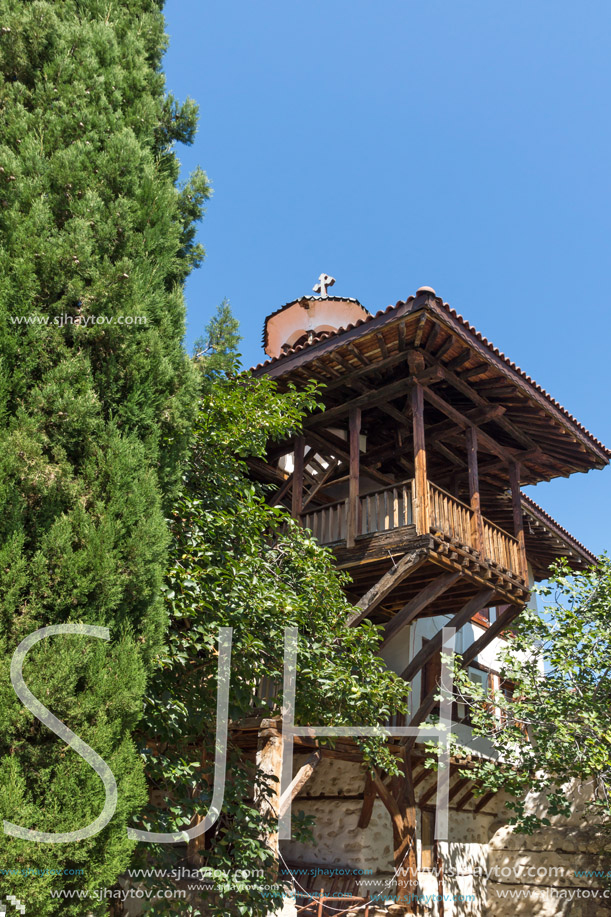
360 480 412 534
301 479 523 581
482 517 522 579
428 481 522 580
428 481 475 547
301 480 412 545
301 497 347 544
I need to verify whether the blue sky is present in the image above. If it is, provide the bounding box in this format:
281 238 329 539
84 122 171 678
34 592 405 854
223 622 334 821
163 0 611 556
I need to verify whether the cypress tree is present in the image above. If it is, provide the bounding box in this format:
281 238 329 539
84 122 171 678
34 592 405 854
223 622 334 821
0 1 209 912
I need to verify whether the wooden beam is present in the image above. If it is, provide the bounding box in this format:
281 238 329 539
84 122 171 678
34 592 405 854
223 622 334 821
268 471 293 507
347 408 361 548
305 429 395 487
305 365 442 428
422 385 513 464
424 357 541 453
456 786 475 810
301 458 340 510
401 588 496 683
347 548 429 626
419 778 439 806
376 332 389 359
466 426 484 553
278 750 322 819
473 790 497 813
509 462 528 582
411 383 430 535
291 436 305 519
402 607 525 746
446 349 471 371
427 405 506 444
461 603 523 668
448 775 471 801
380 572 461 649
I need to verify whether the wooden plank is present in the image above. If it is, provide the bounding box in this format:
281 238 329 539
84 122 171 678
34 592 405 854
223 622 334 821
435 335 454 359
425 323 440 354
448 775 471 801
380 571 461 649
347 548 430 626
414 312 427 348
292 436 305 518
306 377 413 427
322 348 411 393
456 786 475 810
401 588 496 683
347 343 369 367
347 408 361 548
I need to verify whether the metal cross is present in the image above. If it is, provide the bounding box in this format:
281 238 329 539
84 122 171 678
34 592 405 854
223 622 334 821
313 273 335 296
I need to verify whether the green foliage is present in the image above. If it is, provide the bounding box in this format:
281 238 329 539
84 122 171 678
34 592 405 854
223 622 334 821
193 298 242 376
0 0 208 911
137 372 409 915
452 558 611 833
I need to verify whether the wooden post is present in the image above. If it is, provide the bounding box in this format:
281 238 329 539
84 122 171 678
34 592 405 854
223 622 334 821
347 408 361 548
291 436 305 519
466 426 484 554
411 383 430 535
509 462 528 583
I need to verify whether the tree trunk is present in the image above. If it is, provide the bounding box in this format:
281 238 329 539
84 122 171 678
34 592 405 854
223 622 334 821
392 750 418 910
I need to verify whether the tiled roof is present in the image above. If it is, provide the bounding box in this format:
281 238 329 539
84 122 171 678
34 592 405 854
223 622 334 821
521 493 598 566
252 293 611 460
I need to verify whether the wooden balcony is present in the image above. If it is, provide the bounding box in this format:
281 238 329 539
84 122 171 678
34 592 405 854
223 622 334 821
301 478 525 585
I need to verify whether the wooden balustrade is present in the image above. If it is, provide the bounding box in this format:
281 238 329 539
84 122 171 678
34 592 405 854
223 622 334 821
301 498 347 544
482 517 521 579
360 480 412 535
429 482 522 580
301 479 524 583
428 481 475 546
301 480 412 545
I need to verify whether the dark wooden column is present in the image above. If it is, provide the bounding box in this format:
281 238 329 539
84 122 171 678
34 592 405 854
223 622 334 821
509 461 528 583
466 426 484 554
346 408 361 548
291 436 305 519
411 382 430 535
